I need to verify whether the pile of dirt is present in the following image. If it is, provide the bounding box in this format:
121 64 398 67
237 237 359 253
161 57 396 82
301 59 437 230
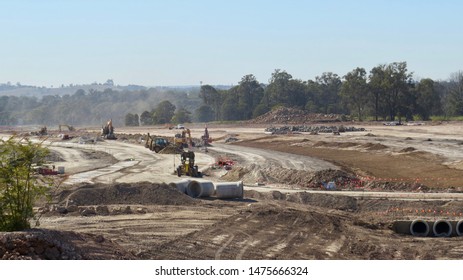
44 150 65 162
60 182 198 206
250 107 346 124
362 143 388 150
400 147 416 153
312 141 360 148
221 164 358 189
0 229 136 260
308 169 360 189
221 164 313 186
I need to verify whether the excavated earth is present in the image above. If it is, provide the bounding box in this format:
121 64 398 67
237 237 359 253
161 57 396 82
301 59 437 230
3 120 463 260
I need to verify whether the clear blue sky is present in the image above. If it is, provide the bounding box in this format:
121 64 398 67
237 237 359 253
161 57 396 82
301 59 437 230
1 0 462 87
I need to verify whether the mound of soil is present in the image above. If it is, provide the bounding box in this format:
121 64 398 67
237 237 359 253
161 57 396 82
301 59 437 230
0 229 136 260
250 107 344 124
62 182 198 206
313 141 359 148
221 164 313 186
362 143 388 150
400 147 416 153
222 164 358 190
45 150 65 162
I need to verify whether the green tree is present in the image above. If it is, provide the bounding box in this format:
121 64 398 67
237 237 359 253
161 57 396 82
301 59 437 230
341 67 368 121
266 69 307 108
220 88 240 121
383 62 413 121
415 78 440 120
0 137 48 231
153 100 176 124
172 107 192 124
124 113 139 126
368 64 387 121
448 71 463 115
200 85 222 121
140 110 153 125
314 72 342 114
194 105 215 122
236 74 264 119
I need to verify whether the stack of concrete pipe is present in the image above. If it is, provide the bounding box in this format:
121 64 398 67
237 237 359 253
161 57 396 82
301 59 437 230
168 180 244 199
393 220 463 237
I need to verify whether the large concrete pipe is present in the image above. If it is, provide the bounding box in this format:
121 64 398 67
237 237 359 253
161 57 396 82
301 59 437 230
433 220 453 237
186 180 215 198
168 179 191 194
409 219 430 237
215 181 244 199
456 220 463 236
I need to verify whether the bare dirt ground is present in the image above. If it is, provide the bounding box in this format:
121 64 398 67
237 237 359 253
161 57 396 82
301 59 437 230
2 121 463 259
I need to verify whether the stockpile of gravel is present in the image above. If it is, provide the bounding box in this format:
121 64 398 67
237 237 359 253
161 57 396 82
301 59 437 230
265 125 365 134
250 107 346 124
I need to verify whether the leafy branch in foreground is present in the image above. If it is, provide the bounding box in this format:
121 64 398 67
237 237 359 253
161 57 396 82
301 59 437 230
0 136 49 231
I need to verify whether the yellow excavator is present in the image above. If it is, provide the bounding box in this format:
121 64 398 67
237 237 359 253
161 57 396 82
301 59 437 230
174 128 194 149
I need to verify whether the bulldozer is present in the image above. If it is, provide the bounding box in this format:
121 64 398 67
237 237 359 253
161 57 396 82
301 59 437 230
176 151 201 177
145 133 169 153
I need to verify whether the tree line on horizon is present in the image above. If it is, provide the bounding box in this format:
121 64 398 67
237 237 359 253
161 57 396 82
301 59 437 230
193 62 463 123
130 61 463 126
1 61 462 127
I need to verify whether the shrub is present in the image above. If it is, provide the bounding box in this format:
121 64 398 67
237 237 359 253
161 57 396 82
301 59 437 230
0 137 49 231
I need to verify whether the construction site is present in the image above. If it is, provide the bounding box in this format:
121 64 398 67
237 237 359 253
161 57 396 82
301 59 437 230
2 109 463 260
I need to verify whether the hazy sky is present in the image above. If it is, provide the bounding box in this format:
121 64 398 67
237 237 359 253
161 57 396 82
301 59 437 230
1 0 462 87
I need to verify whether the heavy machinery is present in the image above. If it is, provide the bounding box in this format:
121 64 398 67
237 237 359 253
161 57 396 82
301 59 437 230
174 128 194 149
145 133 169 153
201 125 212 152
102 119 117 140
176 151 201 177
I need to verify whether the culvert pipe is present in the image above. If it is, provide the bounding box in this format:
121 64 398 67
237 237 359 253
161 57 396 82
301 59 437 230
186 180 215 198
215 181 244 199
168 179 191 194
410 219 430 237
433 220 452 237
456 220 463 236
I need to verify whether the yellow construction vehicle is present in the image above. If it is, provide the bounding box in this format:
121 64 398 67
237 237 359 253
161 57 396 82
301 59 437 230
174 128 194 149
176 151 202 177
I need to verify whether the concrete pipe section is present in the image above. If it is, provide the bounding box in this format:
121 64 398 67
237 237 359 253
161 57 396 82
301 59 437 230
456 220 463 236
409 220 430 237
433 220 453 237
215 181 244 199
169 179 191 194
186 180 215 198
